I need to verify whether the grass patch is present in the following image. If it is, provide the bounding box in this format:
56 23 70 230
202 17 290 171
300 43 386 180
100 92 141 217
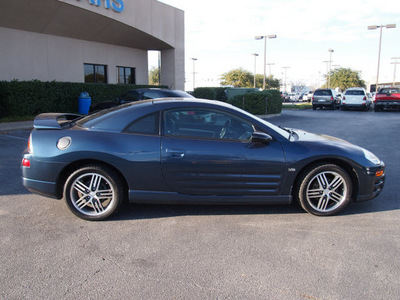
0 115 35 123
282 103 312 110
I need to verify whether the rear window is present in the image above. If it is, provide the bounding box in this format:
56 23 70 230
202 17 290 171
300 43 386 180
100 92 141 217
345 90 365 96
314 89 332 96
378 88 400 94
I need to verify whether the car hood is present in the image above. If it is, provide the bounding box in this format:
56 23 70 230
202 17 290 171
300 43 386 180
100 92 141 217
293 129 351 144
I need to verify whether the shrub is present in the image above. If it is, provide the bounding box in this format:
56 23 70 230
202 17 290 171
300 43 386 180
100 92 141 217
193 87 227 102
229 90 282 115
0 80 166 118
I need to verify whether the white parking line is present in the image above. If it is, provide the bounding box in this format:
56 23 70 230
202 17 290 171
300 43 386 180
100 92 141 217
0 134 28 141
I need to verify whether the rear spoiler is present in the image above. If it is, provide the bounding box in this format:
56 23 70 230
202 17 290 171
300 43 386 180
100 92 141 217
33 113 82 130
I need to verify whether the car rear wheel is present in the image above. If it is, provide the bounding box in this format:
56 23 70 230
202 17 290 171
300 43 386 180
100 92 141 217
296 164 352 216
64 165 124 221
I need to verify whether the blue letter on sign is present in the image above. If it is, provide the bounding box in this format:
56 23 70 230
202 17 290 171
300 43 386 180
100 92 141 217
111 0 124 13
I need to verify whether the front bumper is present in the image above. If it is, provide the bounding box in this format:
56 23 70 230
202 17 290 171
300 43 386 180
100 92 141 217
355 162 385 202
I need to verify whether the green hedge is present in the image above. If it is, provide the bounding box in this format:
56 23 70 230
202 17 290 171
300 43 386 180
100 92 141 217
0 80 166 118
193 87 282 115
229 90 282 115
193 87 227 102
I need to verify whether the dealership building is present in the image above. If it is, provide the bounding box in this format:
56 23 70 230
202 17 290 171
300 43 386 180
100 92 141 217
0 0 185 89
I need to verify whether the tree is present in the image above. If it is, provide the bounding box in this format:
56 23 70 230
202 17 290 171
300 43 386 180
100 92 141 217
149 67 160 85
220 68 253 88
323 68 366 91
220 68 281 89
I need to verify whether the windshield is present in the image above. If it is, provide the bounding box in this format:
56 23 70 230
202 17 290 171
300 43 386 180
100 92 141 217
76 102 135 127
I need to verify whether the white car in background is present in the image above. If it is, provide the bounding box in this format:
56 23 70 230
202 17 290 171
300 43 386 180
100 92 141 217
341 88 372 111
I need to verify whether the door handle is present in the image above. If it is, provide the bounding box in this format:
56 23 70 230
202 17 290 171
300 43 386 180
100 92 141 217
166 148 185 158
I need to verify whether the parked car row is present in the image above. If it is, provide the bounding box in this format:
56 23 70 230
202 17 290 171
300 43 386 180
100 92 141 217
310 87 400 112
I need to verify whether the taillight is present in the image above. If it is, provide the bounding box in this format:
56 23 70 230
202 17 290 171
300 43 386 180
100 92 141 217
27 134 33 154
363 96 366 100
312 96 314 100
22 158 30 168
342 96 346 100
330 96 334 101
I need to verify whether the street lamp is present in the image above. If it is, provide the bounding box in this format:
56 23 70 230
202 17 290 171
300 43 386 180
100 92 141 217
266 63 275 77
266 63 275 89
328 49 334 88
191 58 197 90
283 66 290 93
255 34 277 89
391 57 400 86
368 24 396 92
252 53 259 88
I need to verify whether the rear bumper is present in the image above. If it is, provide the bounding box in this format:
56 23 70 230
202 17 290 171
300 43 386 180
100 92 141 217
375 101 400 109
22 177 60 199
341 103 370 110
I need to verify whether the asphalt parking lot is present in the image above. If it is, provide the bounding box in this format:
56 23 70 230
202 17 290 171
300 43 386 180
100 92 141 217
1 109 399 300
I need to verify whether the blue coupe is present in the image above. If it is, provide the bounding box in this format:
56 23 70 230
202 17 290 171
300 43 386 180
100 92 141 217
22 99 385 220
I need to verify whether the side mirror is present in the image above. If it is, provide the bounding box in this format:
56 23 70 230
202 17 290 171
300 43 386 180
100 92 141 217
251 131 273 144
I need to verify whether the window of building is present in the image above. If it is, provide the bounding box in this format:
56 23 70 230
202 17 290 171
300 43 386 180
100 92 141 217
84 64 107 83
117 66 136 84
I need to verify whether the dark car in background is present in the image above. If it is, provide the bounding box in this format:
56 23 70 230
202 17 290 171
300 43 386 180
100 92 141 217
89 88 194 112
312 89 340 110
22 99 385 220
374 87 400 112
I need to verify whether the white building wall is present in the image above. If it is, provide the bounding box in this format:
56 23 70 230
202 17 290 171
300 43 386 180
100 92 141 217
0 27 148 84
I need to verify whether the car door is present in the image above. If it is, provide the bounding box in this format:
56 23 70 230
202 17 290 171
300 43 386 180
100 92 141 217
160 108 287 197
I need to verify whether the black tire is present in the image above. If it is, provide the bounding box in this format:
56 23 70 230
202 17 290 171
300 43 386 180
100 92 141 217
64 165 125 221
312 105 317 110
296 164 352 216
374 106 381 112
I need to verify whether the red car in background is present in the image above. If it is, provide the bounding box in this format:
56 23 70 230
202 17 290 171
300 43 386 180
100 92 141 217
374 87 400 112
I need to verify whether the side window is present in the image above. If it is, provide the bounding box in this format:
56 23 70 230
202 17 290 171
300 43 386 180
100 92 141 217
125 113 159 135
163 109 255 141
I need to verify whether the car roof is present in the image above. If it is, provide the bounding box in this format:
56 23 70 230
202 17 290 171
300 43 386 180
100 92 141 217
78 98 236 131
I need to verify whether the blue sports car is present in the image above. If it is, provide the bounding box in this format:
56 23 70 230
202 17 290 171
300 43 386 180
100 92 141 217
22 99 385 220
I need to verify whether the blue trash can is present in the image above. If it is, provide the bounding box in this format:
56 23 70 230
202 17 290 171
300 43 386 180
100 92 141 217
78 92 91 115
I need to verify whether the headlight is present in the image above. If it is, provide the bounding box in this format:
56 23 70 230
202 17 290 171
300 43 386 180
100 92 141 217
362 148 381 165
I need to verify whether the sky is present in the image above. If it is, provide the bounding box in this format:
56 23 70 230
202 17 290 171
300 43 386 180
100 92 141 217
151 0 400 91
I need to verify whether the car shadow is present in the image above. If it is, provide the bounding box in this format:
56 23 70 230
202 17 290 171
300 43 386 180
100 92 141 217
108 202 306 221
106 197 399 221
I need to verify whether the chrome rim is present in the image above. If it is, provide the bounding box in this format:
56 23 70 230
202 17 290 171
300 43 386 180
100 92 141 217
306 171 348 212
70 172 115 216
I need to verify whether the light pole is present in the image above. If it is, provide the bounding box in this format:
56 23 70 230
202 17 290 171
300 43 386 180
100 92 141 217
252 53 259 88
255 34 277 90
266 63 275 89
266 63 275 77
191 58 197 90
328 49 334 88
283 66 290 93
391 57 400 86
368 24 396 92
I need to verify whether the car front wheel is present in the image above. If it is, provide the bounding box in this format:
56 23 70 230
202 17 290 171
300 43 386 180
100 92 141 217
64 165 124 221
296 164 352 216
